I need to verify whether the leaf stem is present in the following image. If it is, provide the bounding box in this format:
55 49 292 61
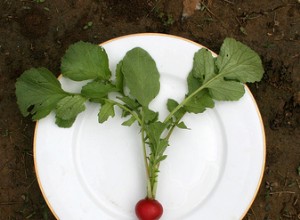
149 116 184 199
140 113 152 199
165 113 184 141
105 99 156 199
163 55 255 134
152 180 158 199
141 111 154 199
163 68 227 124
164 84 205 123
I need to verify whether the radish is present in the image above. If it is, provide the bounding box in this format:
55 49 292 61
135 198 163 220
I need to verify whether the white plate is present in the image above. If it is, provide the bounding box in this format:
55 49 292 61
34 33 265 220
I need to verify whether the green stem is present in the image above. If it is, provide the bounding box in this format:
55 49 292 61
152 177 158 199
149 83 209 198
141 110 153 199
106 99 157 199
163 71 221 124
163 84 205 123
165 114 184 141
149 107 187 199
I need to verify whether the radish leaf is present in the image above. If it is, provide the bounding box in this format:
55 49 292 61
122 116 136 126
55 117 76 128
166 99 186 121
56 95 86 120
15 68 68 120
192 48 216 83
55 95 86 127
117 96 140 110
146 121 166 147
61 41 111 81
81 81 117 103
182 37 264 113
122 47 160 107
216 38 264 83
98 101 115 123
143 107 158 124
207 79 245 101
115 61 124 92
177 121 189 129
184 89 214 113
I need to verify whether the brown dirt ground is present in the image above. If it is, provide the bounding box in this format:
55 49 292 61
0 0 299 219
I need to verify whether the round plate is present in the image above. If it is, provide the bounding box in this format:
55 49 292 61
34 33 265 220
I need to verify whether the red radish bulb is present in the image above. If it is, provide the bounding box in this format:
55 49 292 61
135 198 163 220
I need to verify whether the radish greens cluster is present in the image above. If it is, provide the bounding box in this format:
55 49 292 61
15 38 264 199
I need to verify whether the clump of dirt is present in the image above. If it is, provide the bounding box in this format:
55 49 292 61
0 0 299 219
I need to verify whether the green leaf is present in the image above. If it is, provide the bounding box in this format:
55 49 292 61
115 61 124 92
177 121 189 129
117 96 140 110
15 68 68 120
55 95 86 127
156 155 167 163
184 38 264 107
143 107 158 124
187 70 202 95
81 81 118 102
166 99 186 120
61 41 111 81
98 101 115 123
121 109 130 118
192 48 216 83
146 121 166 147
121 116 136 126
207 79 245 101
216 38 264 83
116 96 140 119
122 47 160 107
156 139 169 156
55 117 76 128
184 89 214 113
166 99 178 112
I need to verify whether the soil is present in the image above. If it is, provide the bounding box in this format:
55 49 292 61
0 0 299 219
